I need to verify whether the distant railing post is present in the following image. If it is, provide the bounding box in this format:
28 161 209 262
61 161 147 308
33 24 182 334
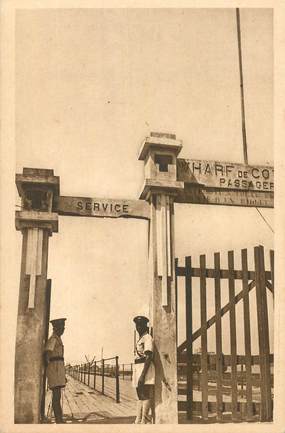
88 362 91 387
115 356 120 403
94 361 97 390
102 359 105 395
131 363 133 380
122 363 125 380
241 363 244 398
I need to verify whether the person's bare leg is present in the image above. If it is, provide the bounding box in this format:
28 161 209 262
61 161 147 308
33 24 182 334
134 400 143 423
141 400 152 424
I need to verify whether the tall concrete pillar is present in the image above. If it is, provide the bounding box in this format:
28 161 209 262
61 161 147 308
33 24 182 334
14 168 59 423
138 132 184 423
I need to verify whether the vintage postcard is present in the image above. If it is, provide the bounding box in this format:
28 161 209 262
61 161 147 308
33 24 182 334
1 1 285 432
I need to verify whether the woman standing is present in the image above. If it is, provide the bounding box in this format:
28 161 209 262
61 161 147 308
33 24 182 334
132 315 155 424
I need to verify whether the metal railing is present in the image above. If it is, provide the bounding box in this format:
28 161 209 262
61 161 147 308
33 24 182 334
119 363 133 380
67 356 120 403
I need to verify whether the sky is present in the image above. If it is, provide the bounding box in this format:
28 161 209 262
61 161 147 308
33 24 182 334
14 8 273 365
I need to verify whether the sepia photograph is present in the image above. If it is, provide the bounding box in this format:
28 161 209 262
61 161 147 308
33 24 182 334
1 1 285 431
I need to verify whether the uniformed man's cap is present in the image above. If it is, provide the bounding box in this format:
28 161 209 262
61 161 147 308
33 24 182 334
50 318 66 327
133 315 149 324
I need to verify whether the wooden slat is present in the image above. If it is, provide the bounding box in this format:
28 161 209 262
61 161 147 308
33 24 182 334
228 251 238 420
254 245 265 421
178 400 261 417
214 253 223 421
270 250 274 299
177 372 274 388
266 280 273 294
241 249 253 420
254 246 272 421
176 266 271 280
185 256 193 420
178 280 256 353
178 352 274 366
200 254 208 420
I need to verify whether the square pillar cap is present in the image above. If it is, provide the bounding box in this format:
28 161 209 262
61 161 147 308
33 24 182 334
16 168 60 197
138 132 183 161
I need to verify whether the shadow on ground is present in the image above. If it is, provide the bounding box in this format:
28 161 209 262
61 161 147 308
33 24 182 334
43 414 136 424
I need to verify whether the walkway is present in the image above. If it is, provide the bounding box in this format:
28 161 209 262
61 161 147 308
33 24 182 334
44 375 137 424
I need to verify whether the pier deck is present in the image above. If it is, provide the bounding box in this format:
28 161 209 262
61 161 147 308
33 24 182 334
44 374 137 424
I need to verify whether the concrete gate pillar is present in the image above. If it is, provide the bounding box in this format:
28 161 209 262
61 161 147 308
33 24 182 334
14 168 59 423
138 132 184 423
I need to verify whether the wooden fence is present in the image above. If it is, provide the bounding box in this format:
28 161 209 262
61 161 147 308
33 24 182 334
175 245 274 423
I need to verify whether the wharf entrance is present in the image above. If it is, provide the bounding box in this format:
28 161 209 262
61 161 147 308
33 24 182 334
14 132 274 424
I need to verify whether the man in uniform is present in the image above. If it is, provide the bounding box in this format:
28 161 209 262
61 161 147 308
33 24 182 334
44 318 66 423
132 315 155 424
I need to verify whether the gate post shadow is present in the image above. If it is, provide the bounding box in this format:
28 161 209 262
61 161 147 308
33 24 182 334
153 342 173 412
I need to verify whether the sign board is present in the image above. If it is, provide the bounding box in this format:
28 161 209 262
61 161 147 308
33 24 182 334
57 196 150 219
176 185 274 208
177 159 274 192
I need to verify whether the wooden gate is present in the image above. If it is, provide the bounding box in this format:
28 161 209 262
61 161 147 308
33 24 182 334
175 245 274 422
